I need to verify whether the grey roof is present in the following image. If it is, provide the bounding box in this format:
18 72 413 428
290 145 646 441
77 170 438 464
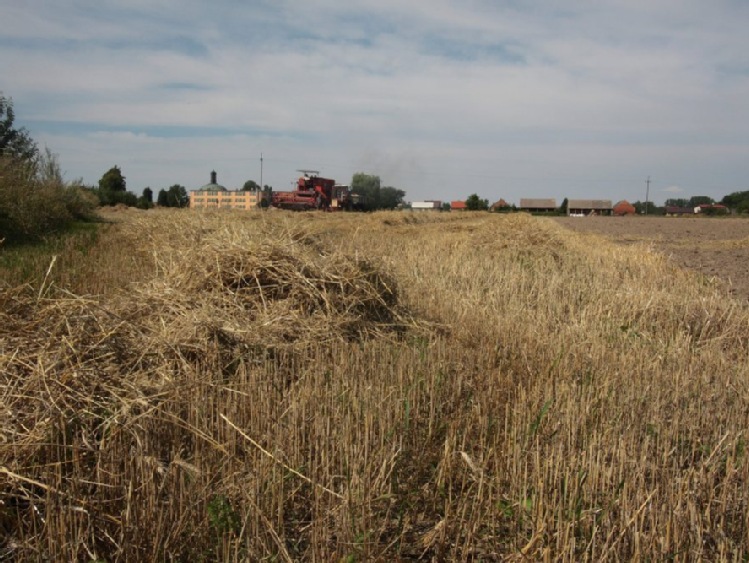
520 198 557 209
567 199 612 210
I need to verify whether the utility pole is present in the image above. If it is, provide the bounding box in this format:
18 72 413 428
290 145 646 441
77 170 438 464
260 152 263 192
645 176 651 215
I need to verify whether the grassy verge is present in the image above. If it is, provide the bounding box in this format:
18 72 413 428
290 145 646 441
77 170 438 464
0 213 155 294
1 221 102 287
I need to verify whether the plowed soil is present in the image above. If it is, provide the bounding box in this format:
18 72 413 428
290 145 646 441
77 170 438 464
553 216 749 301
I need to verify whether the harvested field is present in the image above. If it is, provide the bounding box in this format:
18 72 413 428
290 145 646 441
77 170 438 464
2 209 749 560
554 215 749 300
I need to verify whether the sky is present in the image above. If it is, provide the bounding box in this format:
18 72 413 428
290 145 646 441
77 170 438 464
2 0 748 205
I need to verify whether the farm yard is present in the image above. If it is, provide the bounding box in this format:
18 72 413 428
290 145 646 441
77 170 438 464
554 216 749 301
2 209 749 561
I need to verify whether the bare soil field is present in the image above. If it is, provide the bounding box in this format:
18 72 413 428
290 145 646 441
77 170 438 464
553 216 749 300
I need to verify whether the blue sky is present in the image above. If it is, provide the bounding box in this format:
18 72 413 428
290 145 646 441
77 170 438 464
2 0 748 204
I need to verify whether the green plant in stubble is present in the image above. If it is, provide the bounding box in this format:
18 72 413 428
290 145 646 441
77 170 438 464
736 437 746 461
528 399 552 439
207 495 240 536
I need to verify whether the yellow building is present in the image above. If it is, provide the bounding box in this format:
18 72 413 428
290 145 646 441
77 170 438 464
190 171 262 210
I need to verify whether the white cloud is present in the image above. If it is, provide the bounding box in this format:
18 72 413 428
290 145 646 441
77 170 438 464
663 185 684 194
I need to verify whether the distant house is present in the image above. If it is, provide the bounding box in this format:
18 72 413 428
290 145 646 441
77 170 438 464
665 206 695 216
567 199 612 216
490 198 511 212
612 200 636 216
411 200 442 211
451 201 468 211
519 198 557 213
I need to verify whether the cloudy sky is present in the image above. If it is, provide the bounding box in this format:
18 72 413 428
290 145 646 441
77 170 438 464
2 1 748 204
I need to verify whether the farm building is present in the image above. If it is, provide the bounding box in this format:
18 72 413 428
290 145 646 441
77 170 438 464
567 199 612 216
490 198 511 211
190 171 262 210
665 206 695 216
697 203 729 215
451 201 468 211
519 198 557 213
613 200 636 216
411 200 442 210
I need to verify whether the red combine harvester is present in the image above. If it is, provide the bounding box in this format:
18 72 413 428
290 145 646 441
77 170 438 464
270 170 352 211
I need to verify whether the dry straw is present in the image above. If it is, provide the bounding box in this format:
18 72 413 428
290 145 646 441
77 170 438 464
2 208 749 560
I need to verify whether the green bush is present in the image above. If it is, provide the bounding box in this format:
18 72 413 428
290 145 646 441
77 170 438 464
0 154 98 243
62 183 99 220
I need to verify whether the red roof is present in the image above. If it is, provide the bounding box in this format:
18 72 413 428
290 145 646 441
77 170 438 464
612 200 636 215
451 201 467 210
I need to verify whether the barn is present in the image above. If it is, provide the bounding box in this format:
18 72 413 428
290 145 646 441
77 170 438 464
567 199 612 216
665 206 694 216
519 198 557 213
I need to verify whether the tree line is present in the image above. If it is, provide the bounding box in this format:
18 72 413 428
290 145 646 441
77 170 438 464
89 166 189 209
456 193 749 215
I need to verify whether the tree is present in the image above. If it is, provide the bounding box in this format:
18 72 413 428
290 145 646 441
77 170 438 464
465 193 489 211
441 202 451 212
721 190 749 214
633 200 662 215
351 173 381 211
665 198 689 208
558 198 569 215
379 186 406 209
136 187 154 209
688 195 714 207
0 93 38 161
99 166 126 193
166 184 189 207
349 173 406 211
94 166 138 206
243 179 260 191
155 185 188 208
